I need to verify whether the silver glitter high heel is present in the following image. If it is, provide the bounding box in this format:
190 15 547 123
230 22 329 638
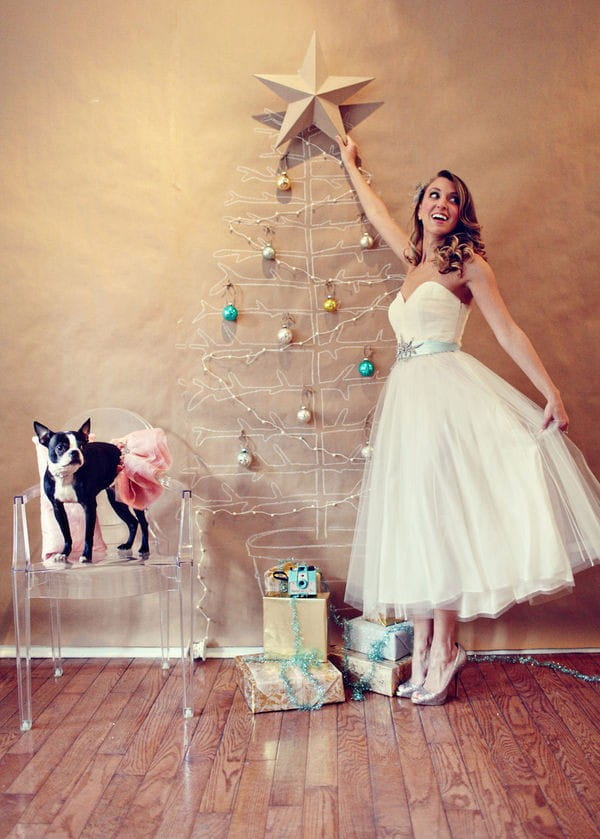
395 679 425 698
411 643 467 706
396 647 430 698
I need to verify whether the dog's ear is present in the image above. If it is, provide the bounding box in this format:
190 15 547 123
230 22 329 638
33 421 52 447
78 418 91 440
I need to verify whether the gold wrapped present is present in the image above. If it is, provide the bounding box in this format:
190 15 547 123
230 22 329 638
263 593 329 661
235 654 345 713
329 645 412 697
264 563 322 596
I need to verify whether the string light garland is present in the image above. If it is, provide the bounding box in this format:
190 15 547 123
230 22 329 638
191 511 211 660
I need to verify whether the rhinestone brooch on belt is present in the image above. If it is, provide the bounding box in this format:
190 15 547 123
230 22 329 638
396 339 423 360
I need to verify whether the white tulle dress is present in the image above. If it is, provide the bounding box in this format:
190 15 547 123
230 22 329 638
345 281 600 621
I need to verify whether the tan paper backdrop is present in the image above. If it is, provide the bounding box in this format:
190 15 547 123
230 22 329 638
1 0 598 653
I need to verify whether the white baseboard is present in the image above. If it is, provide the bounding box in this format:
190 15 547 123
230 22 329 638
1 645 597 660
0 645 263 660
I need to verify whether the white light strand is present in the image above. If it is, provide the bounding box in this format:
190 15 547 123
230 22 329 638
192 511 211 659
191 491 361 518
191 358 366 463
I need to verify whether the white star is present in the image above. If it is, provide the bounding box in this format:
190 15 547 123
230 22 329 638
255 32 374 148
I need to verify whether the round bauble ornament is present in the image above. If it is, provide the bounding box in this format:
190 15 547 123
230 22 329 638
262 244 276 260
296 405 312 424
222 304 238 322
360 232 374 249
276 172 291 191
237 448 253 468
358 358 375 377
277 326 293 346
361 443 373 459
323 295 338 313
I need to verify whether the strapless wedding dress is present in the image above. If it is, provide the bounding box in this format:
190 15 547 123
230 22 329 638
345 281 600 620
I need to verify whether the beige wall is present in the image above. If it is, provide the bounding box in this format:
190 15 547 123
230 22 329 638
1 0 598 652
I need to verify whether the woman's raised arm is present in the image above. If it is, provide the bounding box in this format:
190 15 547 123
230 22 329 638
336 135 410 266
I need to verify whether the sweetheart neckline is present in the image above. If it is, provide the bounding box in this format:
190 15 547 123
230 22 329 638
399 280 468 307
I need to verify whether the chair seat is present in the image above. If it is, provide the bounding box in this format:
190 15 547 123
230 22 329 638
26 555 182 600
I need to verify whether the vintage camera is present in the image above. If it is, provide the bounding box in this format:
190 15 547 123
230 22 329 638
287 564 318 597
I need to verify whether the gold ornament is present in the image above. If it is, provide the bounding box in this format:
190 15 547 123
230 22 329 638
323 295 338 313
276 172 291 191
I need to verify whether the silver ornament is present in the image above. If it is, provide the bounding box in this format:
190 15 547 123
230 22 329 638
262 244 276 260
360 232 374 249
296 406 312 424
237 448 253 468
277 326 293 346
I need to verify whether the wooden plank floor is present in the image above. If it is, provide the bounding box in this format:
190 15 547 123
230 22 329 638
0 653 599 838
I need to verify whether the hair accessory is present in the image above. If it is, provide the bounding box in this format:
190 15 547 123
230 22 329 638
411 181 427 206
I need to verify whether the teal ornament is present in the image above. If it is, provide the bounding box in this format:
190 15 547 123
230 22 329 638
222 304 238 322
358 358 375 377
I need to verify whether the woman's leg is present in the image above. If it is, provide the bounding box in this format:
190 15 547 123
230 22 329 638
422 609 458 693
410 618 433 685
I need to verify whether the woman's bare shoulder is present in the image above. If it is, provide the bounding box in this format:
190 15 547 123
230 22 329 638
464 252 495 285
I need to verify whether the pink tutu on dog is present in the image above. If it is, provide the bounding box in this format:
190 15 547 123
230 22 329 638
112 428 172 509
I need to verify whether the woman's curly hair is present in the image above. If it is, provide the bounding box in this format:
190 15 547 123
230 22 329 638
405 170 487 274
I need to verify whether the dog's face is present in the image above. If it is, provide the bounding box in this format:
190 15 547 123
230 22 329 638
34 419 91 478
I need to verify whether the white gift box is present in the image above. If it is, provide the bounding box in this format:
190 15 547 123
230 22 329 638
346 617 413 661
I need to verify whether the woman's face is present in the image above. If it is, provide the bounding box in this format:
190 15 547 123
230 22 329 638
418 177 460 236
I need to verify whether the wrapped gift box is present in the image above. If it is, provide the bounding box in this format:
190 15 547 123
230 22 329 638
363 611 405 627
263 592 329 662
329 645 412 696
264 563 323 596
346 617 413 661
235 654 345 713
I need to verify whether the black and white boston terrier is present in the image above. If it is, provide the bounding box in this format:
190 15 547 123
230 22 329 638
33 419 149 563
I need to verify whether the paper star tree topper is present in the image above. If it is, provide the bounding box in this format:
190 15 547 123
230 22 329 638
255 32 374 148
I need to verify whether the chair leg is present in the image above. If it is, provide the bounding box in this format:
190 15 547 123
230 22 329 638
177 488 194 718
178 559 194 719
11 566 32 732
159 587 170 671
49 598 63 678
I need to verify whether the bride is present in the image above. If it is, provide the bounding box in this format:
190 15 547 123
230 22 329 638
337 134 600 706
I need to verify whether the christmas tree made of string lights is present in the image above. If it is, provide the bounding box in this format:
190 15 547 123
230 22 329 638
178 35 404 602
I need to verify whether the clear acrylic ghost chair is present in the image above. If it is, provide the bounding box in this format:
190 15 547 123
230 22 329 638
11 407 195 731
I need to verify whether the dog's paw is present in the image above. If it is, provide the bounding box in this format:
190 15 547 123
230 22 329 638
117 541 134 551
43 553 68 567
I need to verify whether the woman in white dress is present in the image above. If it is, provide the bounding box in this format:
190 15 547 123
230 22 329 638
337 134 600 705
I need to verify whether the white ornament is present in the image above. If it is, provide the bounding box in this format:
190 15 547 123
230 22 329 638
360 232 374 249
237 448 253 468
360 443 373 459
296 406 312 424
277 326 293 346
